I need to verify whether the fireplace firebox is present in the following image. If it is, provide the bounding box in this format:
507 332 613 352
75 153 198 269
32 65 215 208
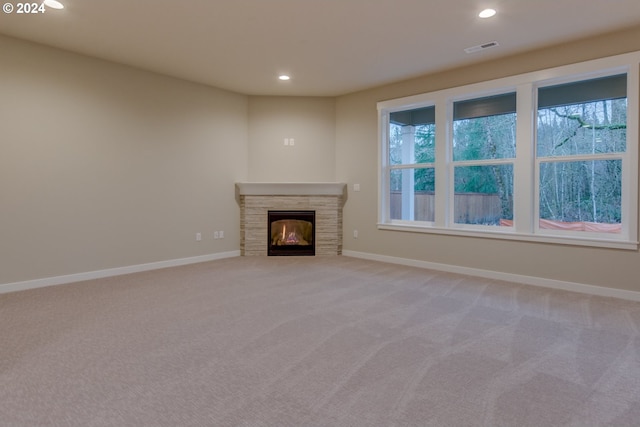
268 210 315 256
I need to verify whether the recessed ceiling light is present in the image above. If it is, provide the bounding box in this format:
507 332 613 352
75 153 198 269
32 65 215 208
278 75 291 81
44 0 64 9
479 8 496 18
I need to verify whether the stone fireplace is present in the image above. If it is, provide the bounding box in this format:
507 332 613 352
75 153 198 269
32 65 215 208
236 183 346 256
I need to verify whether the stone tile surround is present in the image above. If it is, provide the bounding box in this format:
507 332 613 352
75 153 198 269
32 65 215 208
236 183 346 256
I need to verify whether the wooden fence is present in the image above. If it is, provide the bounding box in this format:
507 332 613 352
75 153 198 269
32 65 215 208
390 191 502 223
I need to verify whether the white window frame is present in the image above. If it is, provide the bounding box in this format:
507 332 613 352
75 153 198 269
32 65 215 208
386 105 437 225
378 51 639 250
450 89 517 231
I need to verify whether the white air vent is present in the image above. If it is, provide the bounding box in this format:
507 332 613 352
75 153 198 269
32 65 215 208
464 41 499 54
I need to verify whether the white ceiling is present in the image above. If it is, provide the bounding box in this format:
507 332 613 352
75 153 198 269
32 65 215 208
1 0 640 96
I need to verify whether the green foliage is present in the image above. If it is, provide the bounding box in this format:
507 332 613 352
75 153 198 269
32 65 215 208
453 114 516 161
453 114 516 220
537 99 625 223
389 97 625 226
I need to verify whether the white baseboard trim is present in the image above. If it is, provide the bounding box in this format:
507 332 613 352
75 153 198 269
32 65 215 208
342 250 640 302
0 251 241 295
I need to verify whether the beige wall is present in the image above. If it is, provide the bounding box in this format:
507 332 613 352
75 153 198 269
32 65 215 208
336 25 640 290
248 96 336 182
0 35 248 284
3 24 640 291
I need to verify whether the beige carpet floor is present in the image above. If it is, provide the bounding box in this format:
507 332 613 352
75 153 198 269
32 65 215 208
1 256 640 426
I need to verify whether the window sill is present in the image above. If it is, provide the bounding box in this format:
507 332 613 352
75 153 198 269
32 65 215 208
377 222 639 250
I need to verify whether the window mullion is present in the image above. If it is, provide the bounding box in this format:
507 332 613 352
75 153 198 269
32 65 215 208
622 62 639 241
538 153 624 163
379 110 390 224
514 83 535 234
434 98 449 228
452 158 514 167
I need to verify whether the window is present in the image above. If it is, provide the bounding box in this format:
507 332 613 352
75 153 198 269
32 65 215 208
388 106 435 222
378 52 639 249
453 93 516 227
536 75 627 235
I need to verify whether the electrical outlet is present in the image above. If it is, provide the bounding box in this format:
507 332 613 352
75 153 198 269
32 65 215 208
196 232 202 241
289 138 295 146
354 183 360 191
214 231 219 239
353 230 358 238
